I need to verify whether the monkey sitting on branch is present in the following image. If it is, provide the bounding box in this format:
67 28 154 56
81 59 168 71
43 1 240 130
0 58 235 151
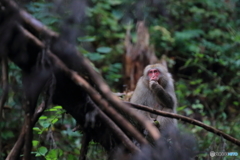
130 61 177 132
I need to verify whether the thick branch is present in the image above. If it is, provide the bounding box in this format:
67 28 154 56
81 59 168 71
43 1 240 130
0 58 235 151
126 102 240 147
0 0 57 38
91 102 140 153
19 26 145 150
48 54 149 146
79 59 160 140
2 0 160 141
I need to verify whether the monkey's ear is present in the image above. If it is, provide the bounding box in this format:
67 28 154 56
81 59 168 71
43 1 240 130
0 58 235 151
159 55 168 71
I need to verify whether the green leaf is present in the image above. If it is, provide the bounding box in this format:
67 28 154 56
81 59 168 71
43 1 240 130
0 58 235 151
86 52 105 61
77 36 96 42
185 108 193 116
33 127 41 132
192 103 204 110
233 101 239 106
45 149 63 160
53 106 62 109
67 154 75 160
96 47 112 53
39 116 47 120
47 108 58 111
32 140 39 147
112 10 123 20
51 118 58 124
39 121 51 128
177 105 187 111
36 146 48 156
108 0 122 5
175 30 204 40
1 131 14 139
208 29 222 38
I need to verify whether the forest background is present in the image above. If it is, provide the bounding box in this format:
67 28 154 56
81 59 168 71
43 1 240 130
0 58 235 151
1 0 240 159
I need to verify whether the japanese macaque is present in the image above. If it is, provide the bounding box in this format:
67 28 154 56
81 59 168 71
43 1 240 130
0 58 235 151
130 62 177 131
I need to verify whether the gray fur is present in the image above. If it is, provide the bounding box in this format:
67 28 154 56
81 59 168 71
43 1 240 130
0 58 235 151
130 63 177 131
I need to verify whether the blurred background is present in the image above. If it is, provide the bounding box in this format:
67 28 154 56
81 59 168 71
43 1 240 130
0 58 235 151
1 0 240 159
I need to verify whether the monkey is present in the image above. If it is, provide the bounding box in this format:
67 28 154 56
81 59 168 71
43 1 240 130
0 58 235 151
130 62 177 131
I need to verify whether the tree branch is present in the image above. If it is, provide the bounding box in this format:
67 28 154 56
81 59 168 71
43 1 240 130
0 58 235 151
126 102 240 147
7 73 53 160
1 0 160 141
6 102 46 160
0 56 8 155
18 25 144 151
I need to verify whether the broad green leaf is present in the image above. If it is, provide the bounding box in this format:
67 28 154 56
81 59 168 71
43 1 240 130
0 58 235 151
77 36 96 42
39 116 47 120
36 146 48 156
96 47 112 53
112 10 123 20
45 149 63 160
33 127 41 132
86 53 105 61
39 121 51 128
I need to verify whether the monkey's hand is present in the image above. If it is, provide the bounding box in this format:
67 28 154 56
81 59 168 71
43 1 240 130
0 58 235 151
149 80 163 91
149 80 174 109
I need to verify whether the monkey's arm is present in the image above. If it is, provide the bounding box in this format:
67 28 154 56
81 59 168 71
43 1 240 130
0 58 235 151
149 81 175 109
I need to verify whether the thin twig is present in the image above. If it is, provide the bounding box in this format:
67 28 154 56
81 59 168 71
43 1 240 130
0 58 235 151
0 56 8 155
126 102 240 147
0 56 8 117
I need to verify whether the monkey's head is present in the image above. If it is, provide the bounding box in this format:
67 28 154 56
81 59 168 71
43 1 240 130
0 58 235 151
143 63 170 86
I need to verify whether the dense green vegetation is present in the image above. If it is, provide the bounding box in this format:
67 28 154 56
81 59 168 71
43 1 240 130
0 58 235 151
1 0 240 159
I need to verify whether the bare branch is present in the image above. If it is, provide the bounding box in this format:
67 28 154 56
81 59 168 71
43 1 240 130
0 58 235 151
18 26 144 151
0 56 8 155
126 102 240 147
1 0 160 141
0 56 8 117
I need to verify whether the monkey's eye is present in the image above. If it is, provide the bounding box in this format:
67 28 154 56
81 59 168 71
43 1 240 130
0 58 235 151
148 69 160 77
149 71 153 74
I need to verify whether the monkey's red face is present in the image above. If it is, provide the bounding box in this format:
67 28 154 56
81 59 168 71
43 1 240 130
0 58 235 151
148 69 160 81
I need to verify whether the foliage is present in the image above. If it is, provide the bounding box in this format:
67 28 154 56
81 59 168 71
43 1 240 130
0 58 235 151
1 0 240 159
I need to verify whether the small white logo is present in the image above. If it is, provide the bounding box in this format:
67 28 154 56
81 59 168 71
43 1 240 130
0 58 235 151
210 151 215 157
